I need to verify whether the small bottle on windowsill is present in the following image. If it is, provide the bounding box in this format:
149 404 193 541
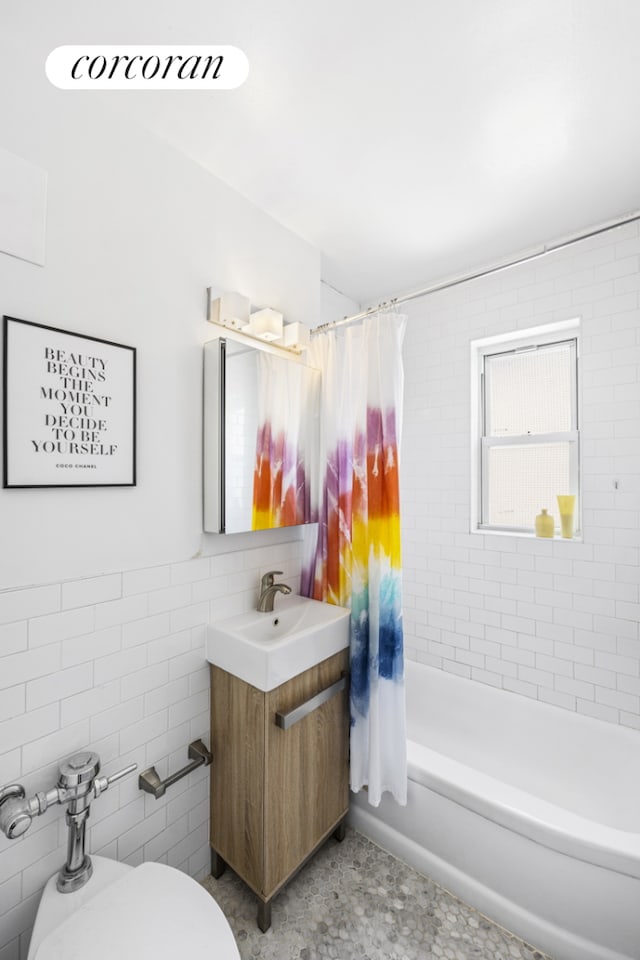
535 508 554 538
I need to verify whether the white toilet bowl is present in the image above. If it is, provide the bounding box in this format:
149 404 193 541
28 855 240 960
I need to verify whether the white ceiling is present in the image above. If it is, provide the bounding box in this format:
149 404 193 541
10 0 640 305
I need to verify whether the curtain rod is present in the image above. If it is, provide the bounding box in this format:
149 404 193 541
312 209 640 335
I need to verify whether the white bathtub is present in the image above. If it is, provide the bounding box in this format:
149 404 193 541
349 661 640 960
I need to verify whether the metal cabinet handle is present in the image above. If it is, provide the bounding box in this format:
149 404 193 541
275 674 347 730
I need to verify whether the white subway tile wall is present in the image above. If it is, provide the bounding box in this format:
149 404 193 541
0 541 304 958
402 221 640 729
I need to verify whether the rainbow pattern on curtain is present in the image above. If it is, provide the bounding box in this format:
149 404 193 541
302 314 407 806
350 408 404 712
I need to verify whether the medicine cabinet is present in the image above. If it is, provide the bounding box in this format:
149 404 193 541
203 337 321 534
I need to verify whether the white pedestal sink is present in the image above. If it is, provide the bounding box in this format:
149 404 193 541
206 594 350 691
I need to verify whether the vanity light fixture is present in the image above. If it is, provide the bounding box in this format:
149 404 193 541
248 308 283 342
206 288 308 356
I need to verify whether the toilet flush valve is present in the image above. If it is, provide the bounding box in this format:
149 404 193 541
0 754 137 839
0 752 137 893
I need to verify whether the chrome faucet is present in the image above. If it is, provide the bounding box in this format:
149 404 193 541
0 751 136 893
258 570 292 612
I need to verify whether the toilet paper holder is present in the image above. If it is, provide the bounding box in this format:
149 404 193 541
139 739 212 799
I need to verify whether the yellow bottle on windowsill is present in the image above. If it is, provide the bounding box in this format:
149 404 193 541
535 508 554 538
557 495 576 539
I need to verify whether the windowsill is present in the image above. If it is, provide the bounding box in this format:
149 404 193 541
472 527 583 543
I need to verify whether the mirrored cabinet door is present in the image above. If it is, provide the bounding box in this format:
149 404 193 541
203 337 320 534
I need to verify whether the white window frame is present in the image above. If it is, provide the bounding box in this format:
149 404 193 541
470 319 581 537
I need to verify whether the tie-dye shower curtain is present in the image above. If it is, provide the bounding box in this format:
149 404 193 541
302 312 407 806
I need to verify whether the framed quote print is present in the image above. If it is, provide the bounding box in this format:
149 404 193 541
3 316 136 487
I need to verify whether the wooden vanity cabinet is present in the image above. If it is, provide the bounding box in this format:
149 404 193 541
209 649 349 930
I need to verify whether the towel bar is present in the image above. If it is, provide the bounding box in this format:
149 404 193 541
138 739 212 799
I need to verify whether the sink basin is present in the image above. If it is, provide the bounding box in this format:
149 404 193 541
206 594 350 691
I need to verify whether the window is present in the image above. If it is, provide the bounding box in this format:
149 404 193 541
471 322 580 536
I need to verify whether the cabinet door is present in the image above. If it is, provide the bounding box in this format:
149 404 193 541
263 650 349 897
210 666 265 894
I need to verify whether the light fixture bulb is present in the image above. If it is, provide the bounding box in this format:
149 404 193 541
208 292 250 329
249 308 283 342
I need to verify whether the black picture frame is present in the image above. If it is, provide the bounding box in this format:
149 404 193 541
3 316 137 488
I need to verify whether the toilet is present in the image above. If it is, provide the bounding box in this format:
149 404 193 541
28 855 240 960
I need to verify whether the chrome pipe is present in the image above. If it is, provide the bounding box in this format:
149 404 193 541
65 805 89 874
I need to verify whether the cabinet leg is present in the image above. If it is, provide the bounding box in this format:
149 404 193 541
257 898 272 933
210 849 226 879
333 820 346 843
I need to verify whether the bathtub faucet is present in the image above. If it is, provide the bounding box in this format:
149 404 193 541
0 751 137 892
258 570 292 612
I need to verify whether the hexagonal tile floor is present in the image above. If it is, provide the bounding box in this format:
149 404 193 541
201 829 552 959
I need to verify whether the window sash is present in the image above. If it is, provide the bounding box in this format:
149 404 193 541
479 432 580 532
478 336 579 533
483 338 578 437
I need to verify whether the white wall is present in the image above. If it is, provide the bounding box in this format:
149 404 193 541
319 280 360 327
0 51 320 589
0 27 320 960
402 221 640 730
